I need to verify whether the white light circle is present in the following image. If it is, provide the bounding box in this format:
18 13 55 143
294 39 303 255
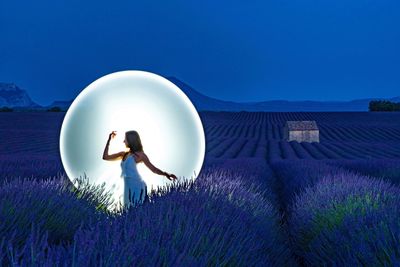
59 70 206 211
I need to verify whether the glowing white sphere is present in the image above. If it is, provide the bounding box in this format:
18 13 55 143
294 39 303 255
59 70 206 210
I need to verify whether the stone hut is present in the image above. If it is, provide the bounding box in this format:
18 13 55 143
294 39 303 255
283 121 319 143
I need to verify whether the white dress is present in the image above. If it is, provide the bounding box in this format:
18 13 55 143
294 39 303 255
120 153 147 209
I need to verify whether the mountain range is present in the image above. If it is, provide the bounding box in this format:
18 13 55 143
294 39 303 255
0 79 399 112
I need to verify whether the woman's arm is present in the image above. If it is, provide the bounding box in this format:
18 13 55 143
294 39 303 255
139 152 177 180
102 131 125 161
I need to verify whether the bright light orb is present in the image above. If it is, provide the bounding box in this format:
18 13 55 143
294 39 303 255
59 70 206 211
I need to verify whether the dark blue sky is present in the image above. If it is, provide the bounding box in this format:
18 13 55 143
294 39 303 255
1 1 399 106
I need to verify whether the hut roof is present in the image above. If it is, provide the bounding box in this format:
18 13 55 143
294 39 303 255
286 121 319 131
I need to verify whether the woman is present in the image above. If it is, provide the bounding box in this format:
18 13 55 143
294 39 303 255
102 130 177 209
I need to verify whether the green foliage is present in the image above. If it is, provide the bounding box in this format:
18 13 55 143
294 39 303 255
0 106 13 112
369 100 400 112
46 106 62 112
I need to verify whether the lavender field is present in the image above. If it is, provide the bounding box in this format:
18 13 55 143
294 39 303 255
1 111 400 266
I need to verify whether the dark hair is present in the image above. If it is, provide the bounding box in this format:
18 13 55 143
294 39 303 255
125 130 144 152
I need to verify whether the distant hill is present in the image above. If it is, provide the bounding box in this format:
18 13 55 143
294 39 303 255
0 83 41 109
0 83 74 111
166 77 400 112
1 79 399 112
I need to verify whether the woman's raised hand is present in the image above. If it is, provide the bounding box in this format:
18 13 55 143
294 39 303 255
109 131 117 140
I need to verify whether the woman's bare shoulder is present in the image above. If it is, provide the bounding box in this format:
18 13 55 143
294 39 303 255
134 151 148 160
135 151 146 156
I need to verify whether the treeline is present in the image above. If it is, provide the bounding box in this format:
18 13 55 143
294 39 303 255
46 106 62 112
369 100 400 112
0 106 13 112
0 106 63 112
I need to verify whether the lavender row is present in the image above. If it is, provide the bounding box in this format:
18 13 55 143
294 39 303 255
288 172 400 265
0 162 295 266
